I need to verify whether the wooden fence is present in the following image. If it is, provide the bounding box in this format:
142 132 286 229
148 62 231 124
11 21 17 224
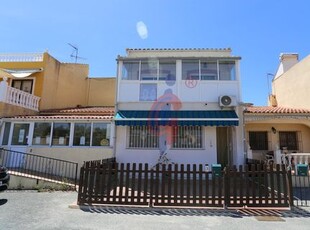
77 162 293 208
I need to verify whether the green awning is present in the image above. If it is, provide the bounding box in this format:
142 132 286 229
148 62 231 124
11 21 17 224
115 110 239 126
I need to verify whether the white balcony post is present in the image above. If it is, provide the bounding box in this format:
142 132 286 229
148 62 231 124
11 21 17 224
0 82 40 111
0 77 9 101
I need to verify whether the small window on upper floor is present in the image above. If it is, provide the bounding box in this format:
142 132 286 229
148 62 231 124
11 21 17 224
139 83 157 101
141 60 158 80
219 60 236 80
122 61 140 80
200 61 218 80
12 79 34 94
159 61 176 81
182 60 199 80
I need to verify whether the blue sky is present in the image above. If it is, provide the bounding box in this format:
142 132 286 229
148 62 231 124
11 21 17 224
1 0 309 106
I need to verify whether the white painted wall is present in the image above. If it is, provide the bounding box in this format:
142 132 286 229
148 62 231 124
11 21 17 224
118 80 240 103
115 126 217 167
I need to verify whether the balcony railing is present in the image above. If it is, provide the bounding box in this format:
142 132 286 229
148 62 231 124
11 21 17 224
0 80 40 111
0 53 44 62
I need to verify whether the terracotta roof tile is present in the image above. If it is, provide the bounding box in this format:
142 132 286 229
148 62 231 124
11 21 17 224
2 106 115 121
245 106 310 114
8 115 113 121
40 106 115 116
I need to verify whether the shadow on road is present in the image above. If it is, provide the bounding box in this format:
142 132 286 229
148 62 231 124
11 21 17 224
79 205 310 218
0 199 8 206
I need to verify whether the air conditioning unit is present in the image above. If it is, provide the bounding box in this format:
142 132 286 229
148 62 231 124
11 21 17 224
219 95 237 107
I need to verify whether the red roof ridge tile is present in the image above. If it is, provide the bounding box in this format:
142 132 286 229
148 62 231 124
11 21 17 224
245 106 310 114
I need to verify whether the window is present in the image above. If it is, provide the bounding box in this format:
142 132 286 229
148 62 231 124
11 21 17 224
73 123 91 146
219 60 236 80
200 61 218 80
141 60 158 80
173 126 202 149
52 123 70 146
249 131 268 150
182 60 199 80
159 61 176 81
11 123 30 145
33 123 52 145
140 83 157 101
129 126 159 148
12 79 34 93
279 131 298 150
2 122 11 145
122 60 176 83
122 62 140 80
92 123 110 146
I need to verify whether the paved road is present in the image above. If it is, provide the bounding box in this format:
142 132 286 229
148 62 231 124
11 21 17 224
0 191 310 230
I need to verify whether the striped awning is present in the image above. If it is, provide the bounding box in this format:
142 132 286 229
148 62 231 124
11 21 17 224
115 110 239 126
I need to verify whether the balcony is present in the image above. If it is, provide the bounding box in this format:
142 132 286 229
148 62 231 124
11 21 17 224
0 53 44 62
0 79 40 111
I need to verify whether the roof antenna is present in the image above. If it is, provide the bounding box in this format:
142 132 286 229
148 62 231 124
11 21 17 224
68 43 86 63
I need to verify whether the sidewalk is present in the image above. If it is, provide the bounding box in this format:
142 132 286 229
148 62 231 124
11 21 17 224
1 191 310 230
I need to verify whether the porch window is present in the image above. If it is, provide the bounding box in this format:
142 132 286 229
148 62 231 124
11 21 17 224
11 123 30 145
73 123 91 146
92 123 110 146
2 122 11 145
279 131 298 151
32 122 52 145
249 131 268 150
128 126 159 148
173 126 202 149
52 123 70 146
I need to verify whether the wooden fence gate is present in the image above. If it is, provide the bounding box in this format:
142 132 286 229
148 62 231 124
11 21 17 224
77 161 293 208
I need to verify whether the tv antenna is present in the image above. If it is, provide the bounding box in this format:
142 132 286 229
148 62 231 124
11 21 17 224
68 43 86 63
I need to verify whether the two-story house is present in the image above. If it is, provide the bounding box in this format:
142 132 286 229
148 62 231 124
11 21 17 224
0 53 116 167
114 48 245 167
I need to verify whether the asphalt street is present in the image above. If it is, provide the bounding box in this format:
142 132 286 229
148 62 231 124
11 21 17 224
0 191 310 230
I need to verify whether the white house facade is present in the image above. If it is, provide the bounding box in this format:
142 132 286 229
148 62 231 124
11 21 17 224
114 48 245 167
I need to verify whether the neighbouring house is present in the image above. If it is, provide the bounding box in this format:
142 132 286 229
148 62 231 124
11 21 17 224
245 53 310 165
269 53 310 109
114 48 245 167
0 52 116 168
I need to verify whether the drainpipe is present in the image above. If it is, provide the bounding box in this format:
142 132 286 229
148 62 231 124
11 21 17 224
112 58 121 160
239 102 253 164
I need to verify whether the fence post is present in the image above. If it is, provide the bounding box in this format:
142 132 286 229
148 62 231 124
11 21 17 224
224 166 230 209
287 168 294 206
77 166 85 205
